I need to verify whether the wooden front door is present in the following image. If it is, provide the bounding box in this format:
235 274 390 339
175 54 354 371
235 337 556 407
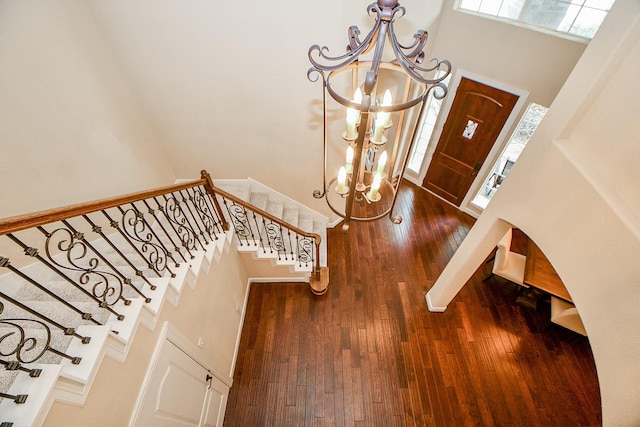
422 77 519 206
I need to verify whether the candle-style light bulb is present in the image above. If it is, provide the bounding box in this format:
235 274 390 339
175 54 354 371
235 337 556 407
382 89 392 127
345 88 363 140
367 173 382 201
372 90 392 142
345 146 354 173
336 166 348 194
376 150 387 175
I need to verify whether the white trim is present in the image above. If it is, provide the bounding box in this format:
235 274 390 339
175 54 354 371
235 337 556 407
425 292 447 312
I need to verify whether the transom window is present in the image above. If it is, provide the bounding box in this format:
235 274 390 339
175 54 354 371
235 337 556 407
457 0 615 39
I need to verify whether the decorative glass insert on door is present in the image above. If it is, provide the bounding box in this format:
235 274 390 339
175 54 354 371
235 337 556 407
472 103 548 209
463 119 479 139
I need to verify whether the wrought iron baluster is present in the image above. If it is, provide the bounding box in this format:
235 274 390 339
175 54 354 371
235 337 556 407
116 205 176 279
287 229 294 261
5 234 125 320
0 390 27 404
222 198 255 247
152 196 195 260
257 216 269 253
187 186 221 239
264 221 285 261
162 194 205 251
141 200 188 263
200 170 230 232
62 220 150 303
0 291 90 347
198 186 226 233
297 235 314 268
0 250 101 325
254 212 267 252
37 225 131 307
178 189 210 246
82 215 157 291
119 204 179 269
101 210 163 277
0 359 42 378
198 185 225 234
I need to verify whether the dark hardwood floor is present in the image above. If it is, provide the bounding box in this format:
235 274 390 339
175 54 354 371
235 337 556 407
223 181 601 426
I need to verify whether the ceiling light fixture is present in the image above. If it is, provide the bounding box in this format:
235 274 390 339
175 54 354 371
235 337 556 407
308 0 452 231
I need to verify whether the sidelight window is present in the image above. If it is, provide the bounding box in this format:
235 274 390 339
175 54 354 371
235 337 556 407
471 102 548 209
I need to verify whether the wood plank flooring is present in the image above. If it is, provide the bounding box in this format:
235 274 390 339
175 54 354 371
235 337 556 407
223 181 601 426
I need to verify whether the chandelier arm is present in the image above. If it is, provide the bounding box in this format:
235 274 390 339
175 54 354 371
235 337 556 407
307 17 381 73
390 40 452 84
388 22 429 59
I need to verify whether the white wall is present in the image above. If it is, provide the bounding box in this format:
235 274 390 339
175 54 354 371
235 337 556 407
87 0 446 221
432 7 586 108
0 1 176 219
427 1 640 425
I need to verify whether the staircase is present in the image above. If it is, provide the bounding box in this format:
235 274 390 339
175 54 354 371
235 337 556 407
0 171 328 426
213 177 328 273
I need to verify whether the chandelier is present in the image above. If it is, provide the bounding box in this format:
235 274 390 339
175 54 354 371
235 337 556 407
308 0 451 231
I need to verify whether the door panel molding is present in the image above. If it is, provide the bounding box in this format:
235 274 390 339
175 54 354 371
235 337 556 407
129 322 231 426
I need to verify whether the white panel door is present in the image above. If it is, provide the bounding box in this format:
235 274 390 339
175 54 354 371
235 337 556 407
136 341 220 426
201 373 229 427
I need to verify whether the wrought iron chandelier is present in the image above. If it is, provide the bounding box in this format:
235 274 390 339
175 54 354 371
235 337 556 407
308 0 451 231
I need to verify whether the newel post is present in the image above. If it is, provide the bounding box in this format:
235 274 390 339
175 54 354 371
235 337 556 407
200 170 230 231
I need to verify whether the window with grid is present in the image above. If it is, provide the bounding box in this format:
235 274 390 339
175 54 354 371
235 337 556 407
457 0 615 39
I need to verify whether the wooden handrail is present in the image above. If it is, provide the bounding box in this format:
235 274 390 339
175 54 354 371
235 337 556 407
208 180 322 246
0 179 207 236
0 170 322 275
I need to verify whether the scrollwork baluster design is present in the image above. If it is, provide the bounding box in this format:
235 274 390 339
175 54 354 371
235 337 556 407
120 203 179 267
186 186 221 240
117 204 177 280
37 225 131 307
197 185 225 235
177 189 210 246
62 219 150 303
223 198 256 247
167 192 206 249
141 200 188 263
82 215 158 291
264 221 286 261
152 196 195 260
0 315 83 365
0 245 102 324
101 209 163 277
297 235 314 268
162 193 204 252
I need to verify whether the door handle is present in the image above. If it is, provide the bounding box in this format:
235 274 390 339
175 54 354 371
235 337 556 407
471 162 482 177
206 373 212 389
